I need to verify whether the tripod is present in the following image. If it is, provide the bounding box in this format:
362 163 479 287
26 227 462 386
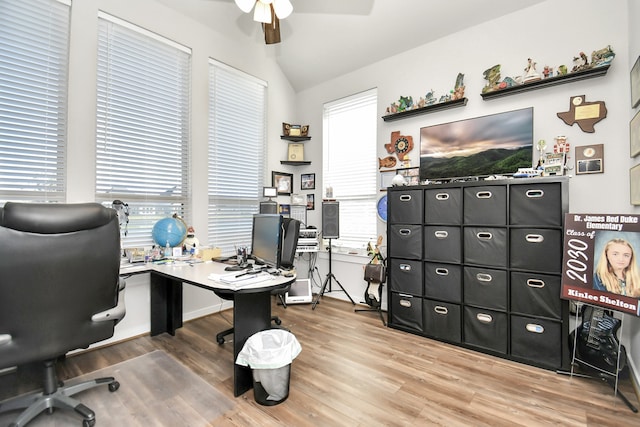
312 239 355 309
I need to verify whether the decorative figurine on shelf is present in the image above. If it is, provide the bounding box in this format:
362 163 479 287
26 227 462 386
542 65 553 79
591 45 615 67
397 95 413 112
557 64 568 76
482 64 501 93
438 93 452 103
523 58 541 83
424 89 437 105
452 73 465 100
386 102 398 115
572 51 590 72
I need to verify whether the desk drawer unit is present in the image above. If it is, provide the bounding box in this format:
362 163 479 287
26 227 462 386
389 258 423 295
424 262 462 303
424 188 462 224
423 299 461 343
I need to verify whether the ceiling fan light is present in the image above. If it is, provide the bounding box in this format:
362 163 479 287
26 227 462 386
234 0 256 14
272 0 293 19
253 2 272 24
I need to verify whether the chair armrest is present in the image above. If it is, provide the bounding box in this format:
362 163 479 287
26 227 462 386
92 278 126 324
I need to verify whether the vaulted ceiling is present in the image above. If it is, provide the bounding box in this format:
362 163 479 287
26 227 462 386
153 0 546 92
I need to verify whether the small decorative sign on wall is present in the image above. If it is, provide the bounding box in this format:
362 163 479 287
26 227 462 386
557 95 607 133
575 144 604 174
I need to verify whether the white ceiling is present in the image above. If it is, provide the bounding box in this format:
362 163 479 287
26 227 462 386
153 0 547 92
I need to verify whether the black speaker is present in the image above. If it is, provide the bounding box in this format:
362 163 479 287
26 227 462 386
260 201 277 214
322 201 339 239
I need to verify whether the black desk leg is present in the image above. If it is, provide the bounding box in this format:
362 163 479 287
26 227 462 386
150 273 183 336
232 291 272 397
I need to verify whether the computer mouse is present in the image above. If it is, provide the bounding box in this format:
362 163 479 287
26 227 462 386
284 272 294 277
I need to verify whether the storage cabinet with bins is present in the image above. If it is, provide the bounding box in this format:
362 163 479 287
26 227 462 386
387 177 570 370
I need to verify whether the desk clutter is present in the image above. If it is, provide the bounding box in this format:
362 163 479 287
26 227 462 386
208 270 275 289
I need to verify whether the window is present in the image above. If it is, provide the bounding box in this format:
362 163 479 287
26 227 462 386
96 13 191 248
323 88 378 250
208 60 266 254
0 0 70 204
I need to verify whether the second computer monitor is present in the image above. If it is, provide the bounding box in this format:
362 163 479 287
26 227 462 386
251 214 283 269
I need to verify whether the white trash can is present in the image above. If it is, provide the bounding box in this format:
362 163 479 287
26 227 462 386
236 329 302 405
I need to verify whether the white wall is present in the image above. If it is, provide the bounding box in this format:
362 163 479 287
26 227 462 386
64 0 296 345
295 0 640 377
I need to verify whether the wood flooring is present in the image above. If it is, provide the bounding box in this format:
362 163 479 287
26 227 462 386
1 296 639 426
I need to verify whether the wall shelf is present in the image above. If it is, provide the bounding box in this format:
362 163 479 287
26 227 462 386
480 65 611 100
281 135 311 142
281 135 311 165
280 160 311 166
381 98 468 122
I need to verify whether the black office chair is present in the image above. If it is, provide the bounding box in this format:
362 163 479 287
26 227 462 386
215 217 300 345
0 202 126 427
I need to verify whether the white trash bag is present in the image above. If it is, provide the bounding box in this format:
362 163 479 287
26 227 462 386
236 329 302 402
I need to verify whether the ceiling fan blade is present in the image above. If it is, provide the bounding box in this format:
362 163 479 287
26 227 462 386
263 6 281 44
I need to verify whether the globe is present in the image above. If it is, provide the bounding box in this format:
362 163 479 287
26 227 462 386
152 216 187 247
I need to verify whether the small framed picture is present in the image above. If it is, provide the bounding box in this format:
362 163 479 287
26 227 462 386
632 56 640 109
575 144 604 175
631 164 640 206
306 193 315 210
272 171 293 196
631 109 640 158
301 173 315 190
279 204 291 216
380 170 396 191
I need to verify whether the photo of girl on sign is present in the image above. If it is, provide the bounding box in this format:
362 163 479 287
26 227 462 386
593 233 640 298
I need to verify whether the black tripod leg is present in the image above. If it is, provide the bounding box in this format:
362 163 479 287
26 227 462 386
330 273 355 305
312 273 331 310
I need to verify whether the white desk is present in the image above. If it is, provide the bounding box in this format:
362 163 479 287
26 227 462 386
120 260 295 397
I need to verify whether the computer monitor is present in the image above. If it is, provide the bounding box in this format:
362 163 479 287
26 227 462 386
263 186 277 198
250 214 283 269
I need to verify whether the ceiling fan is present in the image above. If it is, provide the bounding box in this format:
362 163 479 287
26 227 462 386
234 0 293 44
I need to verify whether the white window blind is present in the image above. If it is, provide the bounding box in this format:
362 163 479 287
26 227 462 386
323 88 378 250
208 60 266 254
96 14 191 248
0 0 70 204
